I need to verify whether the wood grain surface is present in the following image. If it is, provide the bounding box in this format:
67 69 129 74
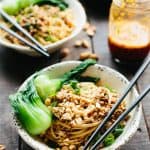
0 1 149 150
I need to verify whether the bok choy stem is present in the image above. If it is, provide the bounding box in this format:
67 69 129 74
34 59 96 100
9 59 96 135
2 0 68 15
9 81 52 135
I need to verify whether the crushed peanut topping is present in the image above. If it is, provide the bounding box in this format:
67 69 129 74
43 82 127 150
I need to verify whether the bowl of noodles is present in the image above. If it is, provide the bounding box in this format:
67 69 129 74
10 60 142 150
0 0 86 56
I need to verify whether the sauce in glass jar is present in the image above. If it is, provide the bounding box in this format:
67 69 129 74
108 0 150 64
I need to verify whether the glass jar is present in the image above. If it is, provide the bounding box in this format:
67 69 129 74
108 0 150 64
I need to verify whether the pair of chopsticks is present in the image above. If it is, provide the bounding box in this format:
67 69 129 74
84 56 150 150
0 9 50 57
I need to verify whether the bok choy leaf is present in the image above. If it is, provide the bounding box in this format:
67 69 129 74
2 0 68 15
9 80 52 135
34 59 96 101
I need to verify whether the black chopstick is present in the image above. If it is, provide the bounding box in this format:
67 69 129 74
91 85 150 150
0 9 50 57
83 56 150 150
0 25 50 57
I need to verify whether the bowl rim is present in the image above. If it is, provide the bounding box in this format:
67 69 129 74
13 61 142 150
0 0 86 55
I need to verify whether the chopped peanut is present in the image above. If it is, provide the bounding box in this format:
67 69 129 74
90 25 96 32
60 48 70 58
83 22 96 37
0 145 5 150
82 40 90 48
86 29 95 37
80 51 90 60
74 40 82 47
90 53 99 60
45 98 51 106
80 51 99 60
83 22 90 31
74 39 90 48
62 146 69 150
69 145 76 150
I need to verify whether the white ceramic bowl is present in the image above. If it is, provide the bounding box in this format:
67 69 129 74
13 61 142 150
0 0 86 56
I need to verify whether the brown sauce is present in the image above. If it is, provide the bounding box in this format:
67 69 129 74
108 21 150 63
108 36 150 62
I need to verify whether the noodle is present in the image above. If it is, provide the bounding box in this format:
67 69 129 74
50 127 59 140
69 128 97 139
42 82 127 149
0 5 75 46
72 122 100 129
56 121 72 129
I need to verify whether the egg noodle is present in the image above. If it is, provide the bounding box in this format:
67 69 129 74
41 83 127 149
0 5 75 45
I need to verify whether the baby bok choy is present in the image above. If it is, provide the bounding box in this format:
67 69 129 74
34 59 96 101
1 0 68 15
9 81 52 135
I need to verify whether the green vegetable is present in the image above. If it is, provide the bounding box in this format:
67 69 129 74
69 80 78 89
90 124 124 148
90 133 101 146
104 85 116 93
113 124 124 138
34 75 62 100
113 128 124 138
62 59 96 82
9 81 52 135
69 80 80 95
103 124 124 146
16 16 21 23
103 133 115 146
51 101 58 107
22 23 31 30
34 59 96 100
33 0 68 10
19 0 32 9
2 0 68 15
44 35 57 42
2 0 20 15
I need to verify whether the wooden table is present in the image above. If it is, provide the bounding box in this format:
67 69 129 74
0 1 150 150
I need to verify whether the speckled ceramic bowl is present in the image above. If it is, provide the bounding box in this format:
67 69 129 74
13 61 142 150
0 0 86 56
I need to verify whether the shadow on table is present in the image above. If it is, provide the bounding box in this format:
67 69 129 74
0 46 59 84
